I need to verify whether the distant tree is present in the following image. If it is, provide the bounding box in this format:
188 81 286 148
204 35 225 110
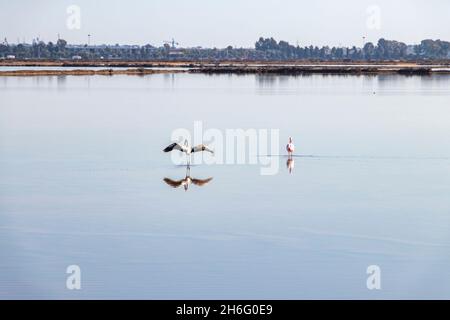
57 39 67 49
418 39 450 58
363 42 375 59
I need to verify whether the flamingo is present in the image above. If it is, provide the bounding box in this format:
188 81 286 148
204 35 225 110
286 137 295 157
163 166 213 191
163 139 214 166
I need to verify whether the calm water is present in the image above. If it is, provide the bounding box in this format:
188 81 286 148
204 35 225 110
0 74 449 299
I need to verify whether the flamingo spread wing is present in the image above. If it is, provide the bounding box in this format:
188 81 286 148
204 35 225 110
163 143 186 153
191 177 213 186
191 144 214 154
163 178 185 188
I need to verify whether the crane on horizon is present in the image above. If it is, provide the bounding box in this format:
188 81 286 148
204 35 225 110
164 38 179 49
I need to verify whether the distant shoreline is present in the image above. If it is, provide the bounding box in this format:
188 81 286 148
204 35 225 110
0 68 186 76
1 60 449 76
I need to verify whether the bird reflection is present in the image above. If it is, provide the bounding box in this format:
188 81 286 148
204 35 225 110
163 166 213 191
286 157 295 174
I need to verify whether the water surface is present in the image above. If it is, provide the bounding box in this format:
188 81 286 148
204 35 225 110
0 73 449 299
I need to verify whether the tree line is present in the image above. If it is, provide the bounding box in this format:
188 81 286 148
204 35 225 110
255 37 450 60
0 37 448 61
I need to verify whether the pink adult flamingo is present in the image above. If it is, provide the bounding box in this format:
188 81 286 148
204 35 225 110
286 137 295 157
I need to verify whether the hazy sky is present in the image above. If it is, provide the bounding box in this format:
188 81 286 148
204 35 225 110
0 0 449 47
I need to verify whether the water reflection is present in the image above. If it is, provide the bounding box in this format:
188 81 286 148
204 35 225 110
163 166 213 191
286 157 295 174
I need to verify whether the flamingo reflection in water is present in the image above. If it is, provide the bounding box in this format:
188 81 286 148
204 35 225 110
163 166 213 191
286 157 295 174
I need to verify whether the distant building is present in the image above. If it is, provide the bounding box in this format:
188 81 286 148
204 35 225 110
168 49 185 56
6 55 16 59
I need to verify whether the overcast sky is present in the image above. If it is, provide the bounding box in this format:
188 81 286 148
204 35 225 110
1 0 449 47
